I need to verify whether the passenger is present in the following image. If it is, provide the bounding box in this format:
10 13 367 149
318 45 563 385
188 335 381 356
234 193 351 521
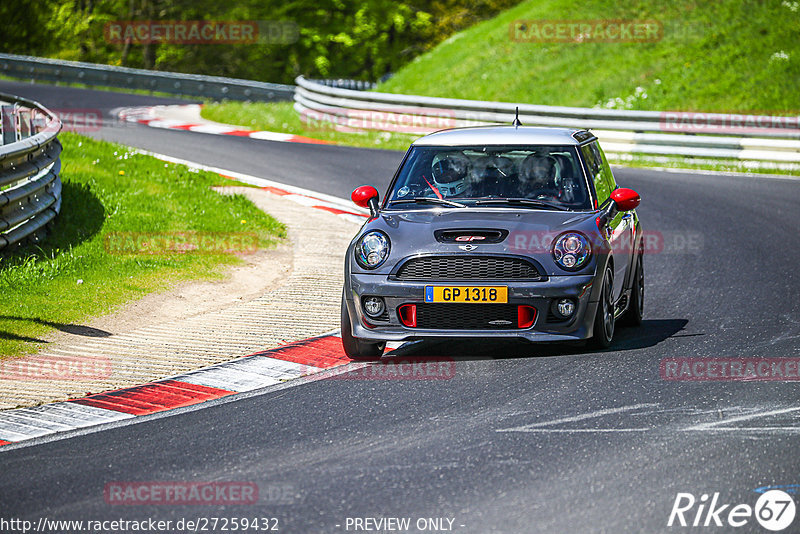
517 154 560 200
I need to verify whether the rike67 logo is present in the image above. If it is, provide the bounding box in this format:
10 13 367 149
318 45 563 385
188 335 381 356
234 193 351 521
668 489 796 531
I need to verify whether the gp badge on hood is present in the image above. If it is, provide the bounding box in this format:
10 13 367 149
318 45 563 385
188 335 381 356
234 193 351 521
434 229 509 244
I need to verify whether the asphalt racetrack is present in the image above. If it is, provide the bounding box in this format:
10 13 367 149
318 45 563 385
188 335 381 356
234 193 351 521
1 80 799 533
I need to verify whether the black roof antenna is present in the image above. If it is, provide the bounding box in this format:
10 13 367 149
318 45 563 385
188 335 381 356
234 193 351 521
512 106 522 128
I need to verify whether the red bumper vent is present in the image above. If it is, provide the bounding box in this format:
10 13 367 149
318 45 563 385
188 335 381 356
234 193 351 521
517 305 537 329
398 304 417 327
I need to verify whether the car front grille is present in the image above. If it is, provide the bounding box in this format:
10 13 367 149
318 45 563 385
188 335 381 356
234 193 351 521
394 256 540 281
415 303 521 330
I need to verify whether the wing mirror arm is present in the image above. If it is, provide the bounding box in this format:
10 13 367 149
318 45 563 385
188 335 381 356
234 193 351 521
367 197 379 218
596 201 617 228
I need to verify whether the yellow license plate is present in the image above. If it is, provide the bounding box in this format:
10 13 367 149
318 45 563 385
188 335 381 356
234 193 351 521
425 286 508 303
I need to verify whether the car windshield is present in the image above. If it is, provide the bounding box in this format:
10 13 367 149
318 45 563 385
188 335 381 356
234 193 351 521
386 145 591 210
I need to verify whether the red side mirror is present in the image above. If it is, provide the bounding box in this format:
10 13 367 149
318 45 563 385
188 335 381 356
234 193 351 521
610 188 640 212
351 185 379 208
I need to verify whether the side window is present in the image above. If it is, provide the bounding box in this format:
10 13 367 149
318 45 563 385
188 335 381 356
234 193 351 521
593 142 617 191
580 142 610 205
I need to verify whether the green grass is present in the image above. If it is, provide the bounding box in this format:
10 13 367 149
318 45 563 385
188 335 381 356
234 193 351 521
0 132 286 358
201 101 421 151
378 0 800 113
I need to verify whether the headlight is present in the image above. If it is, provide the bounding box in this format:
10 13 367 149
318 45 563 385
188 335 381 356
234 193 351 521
552 232 591 271
355 231 390 269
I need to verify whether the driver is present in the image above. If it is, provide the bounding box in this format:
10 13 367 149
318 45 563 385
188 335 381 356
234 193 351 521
431 152 471 197
518 154 560 199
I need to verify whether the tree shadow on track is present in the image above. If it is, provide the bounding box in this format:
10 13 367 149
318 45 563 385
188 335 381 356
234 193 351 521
383 318 689 361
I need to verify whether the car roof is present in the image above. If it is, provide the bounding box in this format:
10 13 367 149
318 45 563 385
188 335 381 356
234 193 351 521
411 126 595 147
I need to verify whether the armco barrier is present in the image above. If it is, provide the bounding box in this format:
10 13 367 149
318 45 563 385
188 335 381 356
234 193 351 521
0 93 62 250
0 53 294 102
293 76 800 163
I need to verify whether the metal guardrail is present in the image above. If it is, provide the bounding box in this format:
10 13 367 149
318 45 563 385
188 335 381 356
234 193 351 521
308 78 377 91
0 53 294 102
294 76 800 163
0 93 62 250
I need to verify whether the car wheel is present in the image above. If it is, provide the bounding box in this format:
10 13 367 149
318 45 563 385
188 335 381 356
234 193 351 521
590 266 615 349
341 292 385 360
619 254 644 327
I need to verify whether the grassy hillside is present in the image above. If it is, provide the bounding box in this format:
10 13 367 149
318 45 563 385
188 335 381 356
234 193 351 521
378 0 800 113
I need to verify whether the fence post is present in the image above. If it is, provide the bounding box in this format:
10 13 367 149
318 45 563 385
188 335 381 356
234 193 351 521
1 105 16 145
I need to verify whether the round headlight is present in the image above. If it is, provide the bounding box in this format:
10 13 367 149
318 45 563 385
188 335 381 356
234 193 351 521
552 232 591 271
355 231 390 269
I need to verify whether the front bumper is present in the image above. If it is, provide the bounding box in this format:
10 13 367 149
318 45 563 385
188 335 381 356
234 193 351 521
345 273 600 343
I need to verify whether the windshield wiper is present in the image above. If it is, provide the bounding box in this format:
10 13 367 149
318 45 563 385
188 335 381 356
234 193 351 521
389 197 466 208
473 198 569 211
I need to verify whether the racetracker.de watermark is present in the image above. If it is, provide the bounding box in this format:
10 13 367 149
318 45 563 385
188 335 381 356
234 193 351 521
660 111 800 135
0 355 111 381
661 358 800 381
508 230 703 255
104 20 298 45
510 19 663 43
104 232 258 255
27 108 104 134
104 482 260 506
300 106 457 135
328 358 456 380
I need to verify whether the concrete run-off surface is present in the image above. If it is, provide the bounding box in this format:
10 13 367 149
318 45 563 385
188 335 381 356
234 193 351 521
0 187 360 410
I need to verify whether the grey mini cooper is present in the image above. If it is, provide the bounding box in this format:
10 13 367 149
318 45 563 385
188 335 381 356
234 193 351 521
341 126 644 360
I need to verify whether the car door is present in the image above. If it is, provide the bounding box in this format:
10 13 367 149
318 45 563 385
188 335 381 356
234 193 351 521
581 142 633 303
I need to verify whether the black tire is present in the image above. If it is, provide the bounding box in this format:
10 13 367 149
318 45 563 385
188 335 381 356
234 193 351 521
341 292 385 360
590 266 615 349
619 253 644 327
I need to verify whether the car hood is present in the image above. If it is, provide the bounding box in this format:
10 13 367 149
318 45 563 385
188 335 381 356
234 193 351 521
352 207 603 277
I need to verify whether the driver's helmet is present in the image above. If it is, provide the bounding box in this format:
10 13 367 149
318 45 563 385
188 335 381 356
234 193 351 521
520 154 558 189
431 152 470 197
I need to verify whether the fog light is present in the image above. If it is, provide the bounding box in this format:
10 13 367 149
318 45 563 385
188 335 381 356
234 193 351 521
557 298 576 318
363 297 385 318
